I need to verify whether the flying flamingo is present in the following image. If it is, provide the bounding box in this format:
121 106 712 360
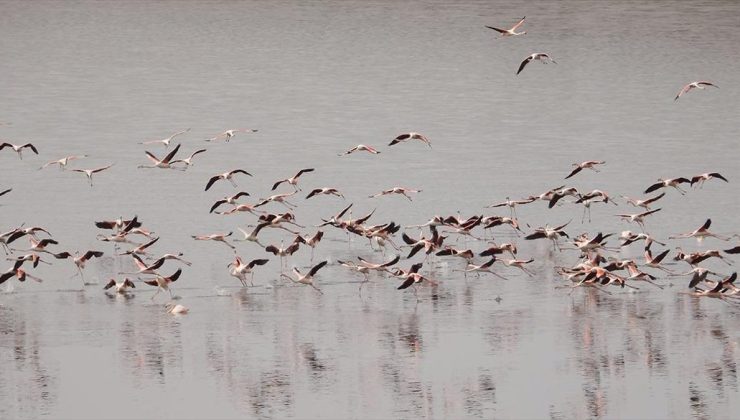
674 81 718 101
39 155 88 170
516 53 556 75
0 142 38 159
138 144 183 170
485 16 526 37
170 148 207 167
205 129 258 142
272 168 315 192
205 169 252 191
71 164 115 187
389 132 431 148
339 144 380 155
139 128 190 148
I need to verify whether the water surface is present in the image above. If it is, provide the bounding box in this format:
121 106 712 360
1 1 739 418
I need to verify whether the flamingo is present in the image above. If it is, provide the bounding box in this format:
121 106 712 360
306 187 345 200
486 197 535 217
690 172 728 188
281 260 328 294
255 192 298 209
71 164 115 187
6 253 52 268
139 128 190 148
209 191 251 213
235 223 269 247
0 142 38 159
265 240 301 269
143 269 182 300
339 144 380 155
675 81 718 101
205 169 252 191
369 187 421 201
53 250 104 284
615 208 662 231
516 53 556 75
39 155 88 170
205 129 258 142
170 148 207 168
118 237 160 257
621 193 665 210
227 256 269 286
502 258 535 276
165 303 189 314
644 177 691 195
485 16 526 37
564 160 606 179
293 231 324 262
272 168 315 192
389 132 431 148
524 221 570 250
138 144 183 170
103 278 136 294
119 254 165 276
0 266 43 285
192 232 236 250
669 219 729 242
95 216 141 231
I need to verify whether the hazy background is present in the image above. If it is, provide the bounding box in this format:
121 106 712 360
1 1 738 418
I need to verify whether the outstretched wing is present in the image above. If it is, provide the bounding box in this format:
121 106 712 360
205 175 220 191
162 144 182 163
308 260 328 277
485 25 507 34
516 56 532 75
564 167 582 179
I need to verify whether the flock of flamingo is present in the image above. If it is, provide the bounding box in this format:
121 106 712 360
1 17 738 315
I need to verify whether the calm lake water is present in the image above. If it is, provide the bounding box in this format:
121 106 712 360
1 0 739 418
